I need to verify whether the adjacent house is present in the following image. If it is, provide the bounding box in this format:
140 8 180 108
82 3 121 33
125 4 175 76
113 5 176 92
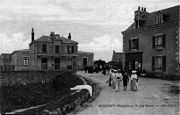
122 5 180 77
0 29 94 72
109 50 124 69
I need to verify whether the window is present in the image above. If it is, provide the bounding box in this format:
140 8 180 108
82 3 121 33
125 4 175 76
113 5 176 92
152 56 166 71
67 46 74 53
152 34 166 48
135 20 145 29
67 58 72 70
24 57 29 66
83 57 88 66
55 45 60 53
156 12 164 24
42 44 47 53
129 38 139 51
72 46 74 53
155 56 163 69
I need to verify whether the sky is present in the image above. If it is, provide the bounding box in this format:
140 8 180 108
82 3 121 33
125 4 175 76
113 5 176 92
0 0 179 62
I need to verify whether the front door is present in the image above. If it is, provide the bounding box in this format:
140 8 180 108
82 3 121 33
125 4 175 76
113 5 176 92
129 60 141 70
125 52 142 72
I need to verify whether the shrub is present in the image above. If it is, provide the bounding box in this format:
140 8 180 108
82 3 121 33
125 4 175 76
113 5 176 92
52 71 83 91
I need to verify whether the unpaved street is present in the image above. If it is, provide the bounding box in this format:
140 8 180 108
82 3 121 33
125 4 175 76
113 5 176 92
76 71 179 115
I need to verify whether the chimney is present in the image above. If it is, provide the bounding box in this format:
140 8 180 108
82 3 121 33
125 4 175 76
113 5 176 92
68 33 71 40
31 28 34 42
141 7 144 12
144 7 146 12
138 6 140 11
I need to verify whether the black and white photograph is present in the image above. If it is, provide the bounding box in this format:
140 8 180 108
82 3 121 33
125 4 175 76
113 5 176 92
0 0 179 114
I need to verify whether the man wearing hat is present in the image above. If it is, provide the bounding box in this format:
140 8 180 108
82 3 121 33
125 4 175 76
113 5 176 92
130 70 139 91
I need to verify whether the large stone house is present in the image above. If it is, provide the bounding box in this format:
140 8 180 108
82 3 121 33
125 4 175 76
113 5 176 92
0 29 94 72
122 5 180 77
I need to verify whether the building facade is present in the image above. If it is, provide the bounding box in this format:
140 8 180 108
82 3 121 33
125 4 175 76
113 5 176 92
76 51 94 70
0 29 94 72
109 50 124 69
122 6 180 77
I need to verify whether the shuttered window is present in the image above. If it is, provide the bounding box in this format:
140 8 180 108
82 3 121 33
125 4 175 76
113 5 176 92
129 38 139 51
152 34 166 48
152 56 166 71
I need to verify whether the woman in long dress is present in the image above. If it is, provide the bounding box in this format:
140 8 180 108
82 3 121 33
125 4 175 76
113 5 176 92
130 70 138 91
115 70 123 92
108 69 113 87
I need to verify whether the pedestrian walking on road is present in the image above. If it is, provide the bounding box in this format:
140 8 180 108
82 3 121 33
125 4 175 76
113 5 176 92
109 69 113 86
111 70 116 89
130 70 139 91
105 69 113 86
123 71 129 91
114 69 123 92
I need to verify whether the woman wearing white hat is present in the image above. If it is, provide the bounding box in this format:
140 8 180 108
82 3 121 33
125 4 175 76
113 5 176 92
115 69 123 92
130 70 138 91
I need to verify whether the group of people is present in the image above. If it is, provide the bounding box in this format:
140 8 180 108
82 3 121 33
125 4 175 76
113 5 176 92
107 69 139 92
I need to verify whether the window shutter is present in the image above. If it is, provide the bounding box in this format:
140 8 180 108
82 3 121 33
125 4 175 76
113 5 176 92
152 36 155 48
162 56 166 71
129 40 131 51
137 38 139 49
162 35 166 48
152 56 155 71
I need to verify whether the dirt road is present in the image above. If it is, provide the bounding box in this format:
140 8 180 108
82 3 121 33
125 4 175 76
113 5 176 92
75 71 179 115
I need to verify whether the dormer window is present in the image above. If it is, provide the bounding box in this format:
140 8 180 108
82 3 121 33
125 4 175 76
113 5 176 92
156 11 164 24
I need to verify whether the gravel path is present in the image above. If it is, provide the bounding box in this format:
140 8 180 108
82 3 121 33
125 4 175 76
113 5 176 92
75 71 179 115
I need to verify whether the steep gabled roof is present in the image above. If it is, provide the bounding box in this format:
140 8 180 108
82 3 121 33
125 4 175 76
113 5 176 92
124 5 180 32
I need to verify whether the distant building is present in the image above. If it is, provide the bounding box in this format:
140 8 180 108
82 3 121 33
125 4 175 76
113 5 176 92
122 5 180 77
0 29 94 72
76 51 94 70
109 50 124 69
